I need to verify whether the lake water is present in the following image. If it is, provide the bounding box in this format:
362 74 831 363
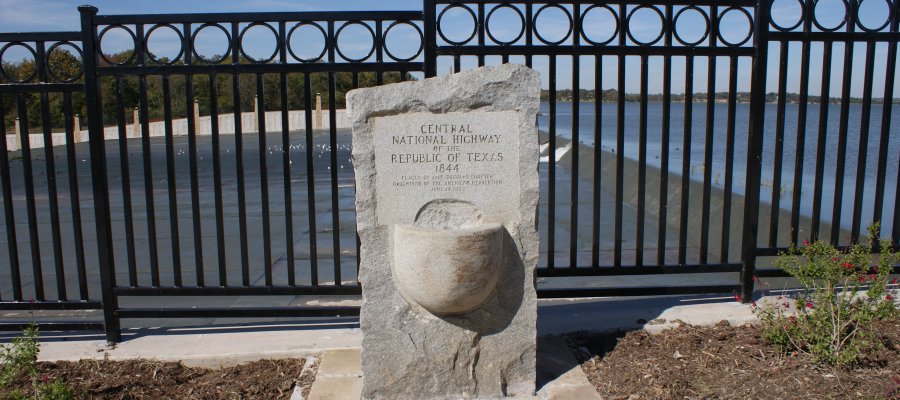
538 101 899 236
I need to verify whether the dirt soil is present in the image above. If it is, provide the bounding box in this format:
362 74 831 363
568 319 900 400
3 357 317 399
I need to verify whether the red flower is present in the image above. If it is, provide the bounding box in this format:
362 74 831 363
887 295 894 301
891 278 898 285
734 293 742 302
859 276 867 283
841 261 854 269
802 239 811 246
805 302 813 308
39 375 50 383
832 257 840 262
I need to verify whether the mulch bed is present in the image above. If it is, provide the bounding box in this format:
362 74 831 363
2 357 317 399
568 319 900 399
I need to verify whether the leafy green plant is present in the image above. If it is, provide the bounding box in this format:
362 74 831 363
0 323 73 400
756 224 899 366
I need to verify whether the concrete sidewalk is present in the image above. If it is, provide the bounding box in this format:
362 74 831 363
27 295 757 364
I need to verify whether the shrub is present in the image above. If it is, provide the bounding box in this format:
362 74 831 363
756 224 899 366
0 323 73 400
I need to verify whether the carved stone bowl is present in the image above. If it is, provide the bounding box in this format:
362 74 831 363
392 223 505 315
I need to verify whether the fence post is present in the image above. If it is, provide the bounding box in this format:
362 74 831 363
315 93 322 130
132 107 139 138
253 94 259 132
79 5 121 343
74 114 82 142
740 0 770 302
423 0 437 77
193 98 201 134
13 118 21 150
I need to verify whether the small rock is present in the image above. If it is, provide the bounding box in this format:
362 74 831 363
673 350 684 360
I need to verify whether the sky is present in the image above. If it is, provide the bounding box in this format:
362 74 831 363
0 0 896 97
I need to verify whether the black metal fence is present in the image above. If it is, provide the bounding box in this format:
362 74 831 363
0 1 897 342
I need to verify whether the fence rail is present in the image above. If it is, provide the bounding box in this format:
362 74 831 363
0 0 897 342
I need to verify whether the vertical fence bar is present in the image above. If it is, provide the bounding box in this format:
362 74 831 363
162 75 182 287
424 0 437 78
209 73 228 286
569 53 579 269
810 42 833 240
183 22 204 287
740 0 769 302
678 56 694 266
36 40 67 300
657 3 673 265
278 21 295 286
720 56 738 263
0 95 22 300
874 20 897 236
256 74 273 286
303 73 319 285
790 7 813 244
850 42 876 239
62 92 89 300
231 21 250 286
547 55 557 269
137 71 160 287
591 55 602 267
769 41 789 248
79 5 120 342
16 94 44 301
477 2 485 67
700 59 716 264
114 78 137 287
831 34 855 244
327 71 341 285
327 19 342 286
39 89 67 300
636 55 648 267
615 1 626 267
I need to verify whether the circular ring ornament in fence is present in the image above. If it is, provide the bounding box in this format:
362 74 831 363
768 0 805 32
99 25 137 66
0 42 38 83
626 5 665 46
384 21 424 62
46 41 84 83
437 4 477 45
811 0 849 32
716 7 754 47
486 3 525 45
145 24 185 65
580 4 619 46
673 6 711 47
239 22 280 64
335 21 376 63
533 4 573 46
855 0 892 32
287 22 328 63
191 23 232 64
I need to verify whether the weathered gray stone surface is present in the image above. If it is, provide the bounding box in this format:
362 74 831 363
348 64 541 399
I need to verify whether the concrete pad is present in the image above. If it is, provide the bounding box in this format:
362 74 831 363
309 349 363 400
536 336 602 400
308 376 363 400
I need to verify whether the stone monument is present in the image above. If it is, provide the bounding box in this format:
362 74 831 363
348 64 540 399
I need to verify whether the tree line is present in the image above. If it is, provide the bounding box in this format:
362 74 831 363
544 88 900 104
1 49 412 132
